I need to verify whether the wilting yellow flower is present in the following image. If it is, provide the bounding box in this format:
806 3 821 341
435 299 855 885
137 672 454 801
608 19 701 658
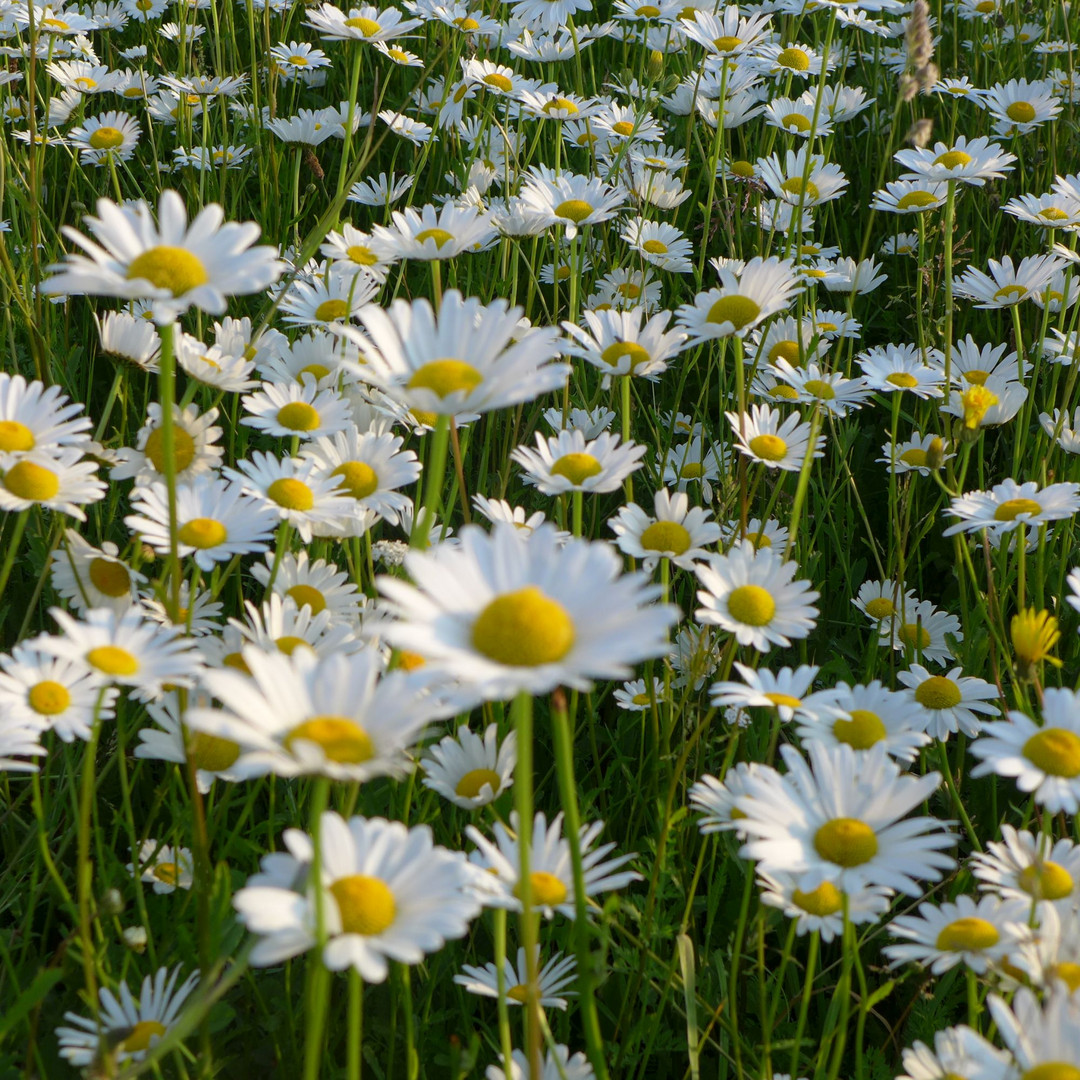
961 385 1000 430
1011 607 1062 678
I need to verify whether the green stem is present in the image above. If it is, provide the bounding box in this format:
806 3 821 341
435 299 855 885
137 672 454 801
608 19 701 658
0 508 29 609
348 968 363 1080
411 414 451 549
157 321 181 619
493 908 515 1079
789 931 819 1080
303 778 333 1080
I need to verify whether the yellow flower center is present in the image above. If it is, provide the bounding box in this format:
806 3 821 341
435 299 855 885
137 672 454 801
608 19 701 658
483 72 513 92
706 294 761 330
514 870 568 908
632 691 652 705
974 0 994 8
506 983 529 1002
601 341 651 371
712 34 741 51
900 448 928 467
764 691 801 707
472 586 575 667
781 113 811 132
285 716 375 763
1023 1067 1080 1080
190 730 241 771
300 364 331 382
314 298 349 321
897 191 939 210
28 680 71 715
1047 965 1080 993
178 517 227 549
1006 101 1036 123
863 597 894 619
933 150 973 168
898 623 931 649
639 520 692 555
415 227 454 248
120 1020 167 1054
288 53 308 64
544 97 579 115
332 461 378 499
89 557 131 597
612 120 635 136
642 239 669 255
1023 728 1080 777
726 584 776 627
285 584 326 614
781 177 820 201
1018 861 1074 901
267 477 315 511
777 46 810 70
346 244 378 265
454 15 479 28
617 282 642 299
748 434 788 462
455 767 502 799
886 372 919 388
0 420 34 452
680 462 705 479
86 645 139 676
832 709 887 750
277 402 321 433
994 498 1042 521
330 874 397 935
343 15 381 33
153 861 181 885
144 427 196 474
553 199 595 224
935 917 999 951
1039 207 1069 222
803 379 835 400
813 817 878 866
792 880 842 916
275 636 313 656
89 126 124 149
914 676 962 710
3 461 59 501
550 452 602 485
407 359 483 398
769 340 801 364
126 246 209 297
771 384 800 400
993 284 1027 303
731 160 755 178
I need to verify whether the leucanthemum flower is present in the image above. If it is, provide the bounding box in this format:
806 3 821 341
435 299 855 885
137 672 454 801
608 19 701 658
242 378 353 442
857 343 945 398
757 870 893 943
472 496 564 541
681 4 772 59
376 524 675 699
695 541 819 652
710 663 836 723
852 579 917 624
0 449 106 520
234 812 480 981
455 947 576 1009
894 134 1016 186
971 825 1080 907
67 110 140 163
970 688 1080 814
50 529 144 613
111 403 223 485
277 266 381 328
608 487 721 570
561 307 687 382
870 179 950 214
250 549 363 627
982 78 1062 134
879 432 952 476
303 3 422 41
884 894 1028 974
942 479 1080 537
421 723 516 809
466 811 640 918
512 429 646 496
0 374 93 469
897 1026 1011 1080
485 1045 595 1080
43 190 285 321
613 676 665 712
897 664 999 740
726 404 824 471
689 762 765 834
877 598 962 667
368 202 495 261
988 986 1080 1080
56 966 199 1068
518 167 627 240
129 839 194 893
952 253 1067 308
734 741 956 896
758 148 848 207
620 217 693 273
227 594 360 661
770 360 871 417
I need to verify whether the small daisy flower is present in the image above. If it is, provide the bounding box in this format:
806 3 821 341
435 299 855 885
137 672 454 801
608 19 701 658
512 429 646 496
613 676 665 711
897 1026 1011 1080
518 167 627 240
485 1045 595 1080
695 541 819 653
657 436 730 500
877 598 962 666
726 404 824 471
608 488 722 570
227 594 360 661
0 372 93 467
562 307 687 382
971 826 1080 907
989 986 1080 1080
421 723 516 809
942 479 1080 537
757 870 893 943
690 762 766 835
1006 902 1080 992
241 379 353 441
129 839 194 893
250 549 363 627
455 947 576 1010
870 179 950 214
897 665 1000 740
953 254 1068 308
894 134 1016 186
770 360 872 417
879 433 952 476
710 663 836 723
368 202 496 261
757 147 848 207
0 449 106 520
857 343 945 398
278 266 381 328
621 217 693 273
112 403 223 485
50 530 144 614
472 496 563 540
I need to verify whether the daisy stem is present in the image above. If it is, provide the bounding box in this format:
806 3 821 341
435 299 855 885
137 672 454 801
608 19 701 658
347 969 362 1080
335 44 364 205
572 490 584 538
784 406 824 562
511 689 543 1080
935 741 982 852
493 908 515 1079
551 688 610 1080
303 777 332 1080
789 929 818 1080
0 507 29 610
157 320 182 621
1016 523 1027 610
411 414 450 550
77 688 108 1012
941 180 957 406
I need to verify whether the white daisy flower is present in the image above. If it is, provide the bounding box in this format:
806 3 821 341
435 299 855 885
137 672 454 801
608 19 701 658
896 664 999 740
756 870 893 943
971 825 1080 907
942 479 1080 537
50 530 144 613
689 761 766 835
877 598 962 667
367 203 496 261
952 253 1067 308
857 343 945 398
897 1026 1011 1080
112 403 223 485
608 487 722 570
726 404 824 471
0 372 93 467
0 449 106 520
894 134 1016 186
709 663 836 723
613 676 665 712
561 307 687 382
227 594 360 661
455 947 576 1009
250 549 363 627
518 166 627 240
987 986 1080 1080
879 432 953 476
128 839 194 893
421 723 516 809
472 496 564 541
512 429 646 496
485 1045 594 1080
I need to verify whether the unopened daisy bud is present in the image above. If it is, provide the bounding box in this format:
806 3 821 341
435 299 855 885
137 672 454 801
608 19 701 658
925 436 947 470
648 50 664 78
961 385 999 432
1011 607 1062 679
904 118 934 149
122 926 148 953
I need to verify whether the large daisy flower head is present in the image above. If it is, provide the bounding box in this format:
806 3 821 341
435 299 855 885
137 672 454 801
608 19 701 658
894 134 1017 186
971 825 1080 908
943 478 1080 537
734 741 956 896
608 486 722 570
694 541 819 652
377 524 677 700
43 190 286 321
337 290 567 418
235 812 481 982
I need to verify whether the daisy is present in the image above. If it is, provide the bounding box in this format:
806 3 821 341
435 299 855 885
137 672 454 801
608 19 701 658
940 376 1027 430
879 433 952 476
897 664 999 740
621 218 694 274
709 663 836 723
304 2 421 40
455 947 576 1010
0 449 106 520
234 812 480 981
512 429 646 496
1040 408 1080 453
228 592 362 661
971 826 1080 906
726 404 823 471
0 720 47 773
421 723 516 809
608 488 722 570
757 870 893 943
681 4 771 59
140 582 223 638
797 680 930 762
320 225 396 277
277 267 381 328
747 315 829 368
982 77 1062 134
852 580 917 624
518 167 627 240
613 676 665 711
734 741 956 896
56 966 199 1068
562 307 687 382
1006 902 1080 992
942 479 1080 537
769 360 871 417
763 98 834 139
897 1026 1011 1080
695 541 819 652
250 549 363 626
752 41 827 79
952 254 1067 308
174 332 258 392
877 598 962 667
987 987 1080 1080
1004 192 1080 230
676 258 802 344
38 606 199 693
43 190 285 321
884 894 1028 974
870 179 950 214
819 257 889 296
347 171 413 207
485 1045 595 1080
758 148 848 208
368 203 496 261
0 645 117 742
241 380 352 442
125 475 277 572
336 290 567 418
67 109 140 163
894 134 1016 186
95 310 161 371
376 524 675 699
466 811 640 918
187 646 442 781
472 496 564 541
50 530 144 613
129 839 194 893
970 688 1080 814
689 762 766 834
111 403 223 485
857 344 945 398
